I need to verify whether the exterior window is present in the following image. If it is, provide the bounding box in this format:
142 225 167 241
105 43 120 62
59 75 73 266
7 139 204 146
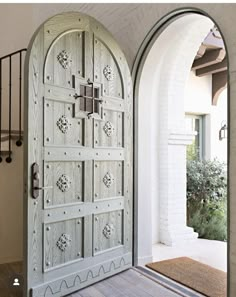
185 114 205 161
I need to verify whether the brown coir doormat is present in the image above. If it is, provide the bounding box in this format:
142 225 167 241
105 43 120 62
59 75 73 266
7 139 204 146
146 257 226 297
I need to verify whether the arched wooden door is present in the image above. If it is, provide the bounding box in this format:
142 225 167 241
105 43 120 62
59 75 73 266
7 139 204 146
24 12 133 297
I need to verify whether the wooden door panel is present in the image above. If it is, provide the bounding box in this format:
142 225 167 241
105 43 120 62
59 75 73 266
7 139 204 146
45 31 86 88
93 160 123 200
44 161 84 207
25 13 132 297
44 217 84 271
44 99 85 147
94 37 123 99
93 210 123 254
94 110 123 148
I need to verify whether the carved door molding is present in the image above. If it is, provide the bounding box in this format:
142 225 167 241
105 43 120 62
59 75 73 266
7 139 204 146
24 12 133 297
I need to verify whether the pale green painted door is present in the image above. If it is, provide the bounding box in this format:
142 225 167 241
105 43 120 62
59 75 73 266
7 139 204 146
24 12 133 297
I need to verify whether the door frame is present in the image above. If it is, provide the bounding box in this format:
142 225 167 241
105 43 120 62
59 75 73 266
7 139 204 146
131 6 230 284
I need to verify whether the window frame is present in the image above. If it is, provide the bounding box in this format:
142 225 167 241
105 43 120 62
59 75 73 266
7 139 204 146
185 113 205 161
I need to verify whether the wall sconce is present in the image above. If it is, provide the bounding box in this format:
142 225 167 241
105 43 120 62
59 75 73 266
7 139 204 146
219 121 227 141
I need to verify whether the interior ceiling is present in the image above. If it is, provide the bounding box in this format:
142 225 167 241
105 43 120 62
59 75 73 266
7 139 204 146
30 3 232 69
27 3 235 73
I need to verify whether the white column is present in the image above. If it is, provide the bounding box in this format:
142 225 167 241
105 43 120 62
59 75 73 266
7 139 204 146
159 130 198 246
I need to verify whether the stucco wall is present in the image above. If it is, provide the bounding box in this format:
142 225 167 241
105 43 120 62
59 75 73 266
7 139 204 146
0 3 235 295
210 89 228 162
185 71 212 114
185 70 227 162
0 145 23 263
0 4 33 265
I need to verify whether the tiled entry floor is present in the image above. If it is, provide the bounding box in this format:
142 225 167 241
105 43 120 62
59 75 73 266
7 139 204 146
152 238 227 272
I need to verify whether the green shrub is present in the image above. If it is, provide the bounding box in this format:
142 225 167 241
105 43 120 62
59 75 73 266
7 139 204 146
187 139 198 161
187 159 227 241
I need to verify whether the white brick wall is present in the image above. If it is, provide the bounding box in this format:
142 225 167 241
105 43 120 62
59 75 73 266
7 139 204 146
138 14 213 256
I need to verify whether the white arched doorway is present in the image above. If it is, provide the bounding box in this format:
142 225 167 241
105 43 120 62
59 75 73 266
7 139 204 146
133 12 227 265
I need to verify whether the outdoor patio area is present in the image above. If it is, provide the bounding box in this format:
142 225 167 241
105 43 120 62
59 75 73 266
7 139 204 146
152 239 227 272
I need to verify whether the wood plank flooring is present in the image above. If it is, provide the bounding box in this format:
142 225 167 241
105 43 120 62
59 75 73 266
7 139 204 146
0 262 181 297
68 269 181 297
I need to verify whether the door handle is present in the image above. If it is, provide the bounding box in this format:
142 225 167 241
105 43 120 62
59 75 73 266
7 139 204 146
31 163 53 199
73 93 82 99
34 186 53 190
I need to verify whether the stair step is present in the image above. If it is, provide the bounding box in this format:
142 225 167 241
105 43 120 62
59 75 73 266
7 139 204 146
1 135 22 142
0 151 12 155
1 136 23 150
0 151 13 163
1 130 23 135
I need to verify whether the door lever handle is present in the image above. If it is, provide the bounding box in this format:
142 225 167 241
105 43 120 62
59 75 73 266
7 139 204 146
74 93 82 99
34 186 53 190
31 162 53 199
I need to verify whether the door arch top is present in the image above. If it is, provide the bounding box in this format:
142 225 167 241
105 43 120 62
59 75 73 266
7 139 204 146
26 12 132 88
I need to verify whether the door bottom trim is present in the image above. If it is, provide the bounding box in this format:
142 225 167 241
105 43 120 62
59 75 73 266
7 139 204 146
31 253 132 297
135 266 204 297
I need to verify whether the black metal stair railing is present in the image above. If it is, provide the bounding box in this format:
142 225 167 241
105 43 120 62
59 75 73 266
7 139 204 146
0 48 27 163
